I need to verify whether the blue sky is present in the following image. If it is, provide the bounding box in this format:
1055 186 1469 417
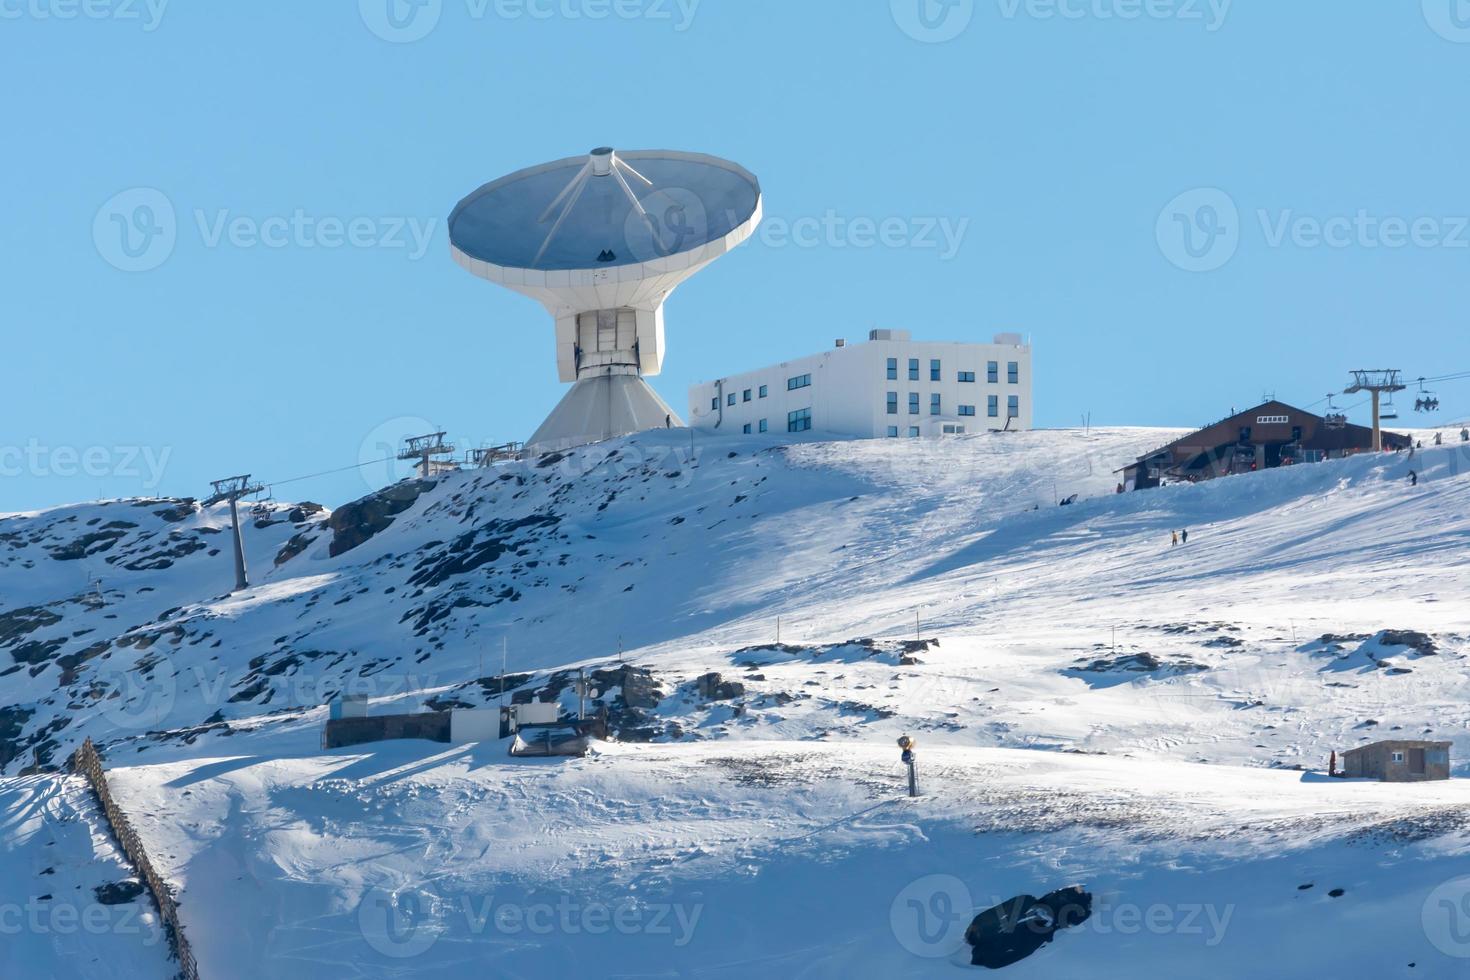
5 0 1470 510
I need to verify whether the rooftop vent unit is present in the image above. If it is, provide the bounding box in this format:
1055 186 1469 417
993 332 1024 346
868 329 911 342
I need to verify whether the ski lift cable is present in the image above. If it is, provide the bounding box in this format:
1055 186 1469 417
260 454 402 493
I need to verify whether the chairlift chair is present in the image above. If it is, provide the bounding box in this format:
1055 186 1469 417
1381 392 1399 421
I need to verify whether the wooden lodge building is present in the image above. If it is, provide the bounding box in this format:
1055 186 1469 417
1119 400 1410 491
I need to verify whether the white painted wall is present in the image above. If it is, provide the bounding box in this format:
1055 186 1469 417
687 332 1033 439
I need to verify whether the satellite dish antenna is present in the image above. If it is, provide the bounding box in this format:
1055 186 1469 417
449 147 763 454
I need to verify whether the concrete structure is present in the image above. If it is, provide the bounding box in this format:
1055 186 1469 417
687 330 1033 439
1118 400 1410 491
322 711 452 750
328 695 369 721
1341 740 1451 782
449 147 762 454
449 708 502 745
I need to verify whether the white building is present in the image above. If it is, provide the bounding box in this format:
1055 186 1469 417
687 330 1033 439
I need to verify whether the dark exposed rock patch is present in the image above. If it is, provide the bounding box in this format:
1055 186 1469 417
966 885 1093 968
1377 630 1437 656
48 529 129 561
407 514 561 589
94 880 146 905
693 672 746 701
328 482 434 558
0 606 62 647
1073 652 1206 674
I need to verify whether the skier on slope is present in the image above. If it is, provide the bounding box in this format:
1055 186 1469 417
1182 529 1189 544
1171 531 1179 547
1409 470 1418 487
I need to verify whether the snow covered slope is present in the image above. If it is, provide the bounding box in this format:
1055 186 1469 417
99 740 1470 978
4 427 1470 977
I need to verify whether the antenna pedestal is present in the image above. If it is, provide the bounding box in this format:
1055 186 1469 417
527 373 682 455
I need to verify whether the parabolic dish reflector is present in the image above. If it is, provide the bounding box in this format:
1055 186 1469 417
449 148 761 274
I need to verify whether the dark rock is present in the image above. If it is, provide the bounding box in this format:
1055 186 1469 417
966 885 1092 969
152 500 197 522
287 502 325 524
694 672 746 701
0 706 36 769
94 880 146 905
0 606 62 648
274 531 318 567
1074 652 1206 674
1378 630 1437 656
328 482 433 557
49 530 128 560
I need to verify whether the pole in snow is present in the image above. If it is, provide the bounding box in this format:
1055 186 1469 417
204 475 264 593
898 735 919 798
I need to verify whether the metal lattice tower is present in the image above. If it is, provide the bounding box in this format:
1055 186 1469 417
1344 370 1406 451
398 432 457 479
204 474 264 593
467 443 523 468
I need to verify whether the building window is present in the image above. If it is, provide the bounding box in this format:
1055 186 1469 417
930 393 941 415
787 408 812 432
742 423 751 434
1008 361 1019 384
1008 395 1019 418
710 397 718 411
886 392 898 415
958 371 975 383
987 395 999 417
959 405 976 417
759 385 768 398
908 426 920 438
758 418 768 433
727 393 737 407
743 388 752 402
987 361 999 384
788 374 812 391
908 392 920 415
887 425 899 438
908 358 920 381
1392 752 1405 763
886 357 897 381
930 359 941 381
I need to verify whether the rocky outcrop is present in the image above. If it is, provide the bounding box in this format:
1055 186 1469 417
328 482 433 557
694 672 746 701
966 885 1092 969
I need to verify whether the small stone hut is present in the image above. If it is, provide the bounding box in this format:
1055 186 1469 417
1341 740 1451 782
